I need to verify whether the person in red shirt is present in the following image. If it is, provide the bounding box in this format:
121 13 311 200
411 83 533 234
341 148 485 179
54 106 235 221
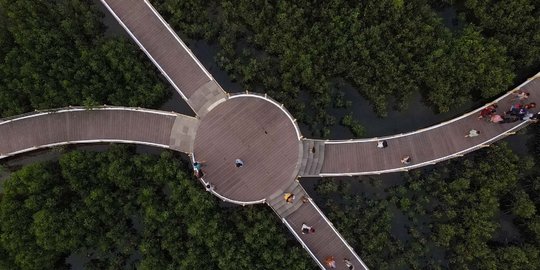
478 104 498 119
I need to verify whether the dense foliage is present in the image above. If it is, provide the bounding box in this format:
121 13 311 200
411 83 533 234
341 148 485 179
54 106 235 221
436 0 540 76
151 0 538 137
0 0 169 117
315 141 540 269
0 146 314 270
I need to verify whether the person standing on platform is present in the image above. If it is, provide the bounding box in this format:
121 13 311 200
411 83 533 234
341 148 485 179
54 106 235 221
235 159 244 168
344 258 354 270
193 161 205 178
401 155 411 165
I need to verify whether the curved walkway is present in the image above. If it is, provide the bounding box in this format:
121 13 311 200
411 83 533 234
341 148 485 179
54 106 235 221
0 107 198 159
2 0 535 269
300 74 540 177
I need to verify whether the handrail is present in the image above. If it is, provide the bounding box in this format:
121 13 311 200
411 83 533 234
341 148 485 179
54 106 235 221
0 140 170 160
282 218 326 270
0 105 181 125
189 153 266 205
142 0 216 82
229 92 302 140
325 72 540 144
308 198 370 270
100 0 191 104
319 120 532 176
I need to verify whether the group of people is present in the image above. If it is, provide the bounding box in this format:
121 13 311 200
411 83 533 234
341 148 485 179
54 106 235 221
283 193 309 204
325 256 355 269
478 90 537 123
470 90 538 137
381 90 538 167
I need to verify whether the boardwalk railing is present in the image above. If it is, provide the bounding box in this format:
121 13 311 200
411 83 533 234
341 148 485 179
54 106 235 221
326 72 540 144
308 198 370 269
100 0 212 104
319 120 533 177
0 105 178 124
0 140 170 160
0 106 182 160
189 153 266 206
313 72 540 177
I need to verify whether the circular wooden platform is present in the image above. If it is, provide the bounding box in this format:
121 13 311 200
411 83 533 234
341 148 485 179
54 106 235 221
193 95 301 203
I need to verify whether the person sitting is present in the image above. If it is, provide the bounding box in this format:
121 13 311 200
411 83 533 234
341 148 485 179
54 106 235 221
478 104 497 119
513 90 530 101
502 115 519 123
531 112 540 121
524 102 536 110
508 103 535 115
490 114 504 123
193 161 204 178
522 112 535 121
283 193 295 203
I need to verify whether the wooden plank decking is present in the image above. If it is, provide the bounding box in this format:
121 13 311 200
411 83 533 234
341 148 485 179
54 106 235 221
0 107 193 159
266 181 368 269
286 200 369 270
312 76 540 176
100 0 227 116
193 95 301 203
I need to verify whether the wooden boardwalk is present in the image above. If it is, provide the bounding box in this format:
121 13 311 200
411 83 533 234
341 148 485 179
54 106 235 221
0 107 199 159
300 74 540 177
193 94 301 203
267 181 369 269
101 0 227 117
1 0 536 268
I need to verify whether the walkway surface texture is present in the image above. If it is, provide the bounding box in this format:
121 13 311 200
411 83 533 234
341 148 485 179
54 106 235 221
0 0 538 269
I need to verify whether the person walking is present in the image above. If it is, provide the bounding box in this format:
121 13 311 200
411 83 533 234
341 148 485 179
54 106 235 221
235 159 244 168
465 129 480 138
344 258 354 270
301 223 315 234
377 140 388 148
325 256 336 269
401 155 411 165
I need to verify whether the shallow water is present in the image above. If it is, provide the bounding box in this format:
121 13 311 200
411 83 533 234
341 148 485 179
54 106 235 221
328 82 479 139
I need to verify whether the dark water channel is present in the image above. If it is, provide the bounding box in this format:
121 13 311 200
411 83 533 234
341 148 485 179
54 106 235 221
0 2 533 268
